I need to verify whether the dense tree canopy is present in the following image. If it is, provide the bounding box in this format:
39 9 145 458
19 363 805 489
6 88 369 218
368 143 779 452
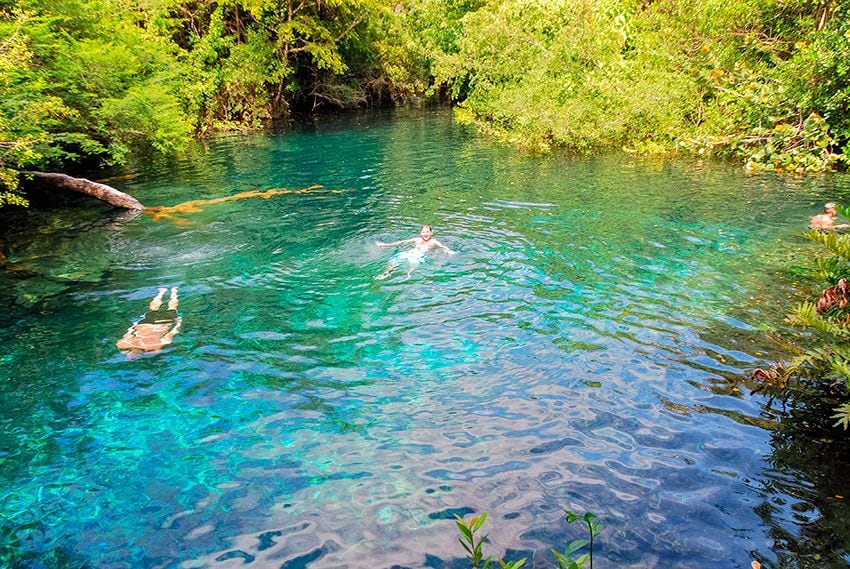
0 0 404 206
412 0 850 172
1 0 849 207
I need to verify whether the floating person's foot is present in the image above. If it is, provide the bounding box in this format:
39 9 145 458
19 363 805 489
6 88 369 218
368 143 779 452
168 287 180 310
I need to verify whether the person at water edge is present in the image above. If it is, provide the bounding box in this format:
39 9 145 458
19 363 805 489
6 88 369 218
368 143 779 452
810 202 850 231
376 224 456 279
116 287 182 354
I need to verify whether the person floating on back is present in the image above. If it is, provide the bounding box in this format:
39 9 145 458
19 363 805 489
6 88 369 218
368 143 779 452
810 202 850 231
376 224 456 280
117 287 182 355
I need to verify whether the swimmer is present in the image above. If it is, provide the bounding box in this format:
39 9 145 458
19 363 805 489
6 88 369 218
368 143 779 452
116 287 182 355
376 224 456 280
810 202 850 231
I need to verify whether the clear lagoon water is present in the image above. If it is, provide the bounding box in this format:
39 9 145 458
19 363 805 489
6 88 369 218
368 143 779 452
2 108 850 568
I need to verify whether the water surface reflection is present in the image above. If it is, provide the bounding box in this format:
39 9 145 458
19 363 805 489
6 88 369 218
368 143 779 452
2 109 850 568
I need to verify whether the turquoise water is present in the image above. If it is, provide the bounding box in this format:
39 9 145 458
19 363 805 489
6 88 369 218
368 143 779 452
2 109 850 568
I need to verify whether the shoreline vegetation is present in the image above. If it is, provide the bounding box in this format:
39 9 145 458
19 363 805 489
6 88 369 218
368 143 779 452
1 0 850 208
754 205 850 430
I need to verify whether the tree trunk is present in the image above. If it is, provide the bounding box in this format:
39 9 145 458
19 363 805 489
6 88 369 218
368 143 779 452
25 171 146 210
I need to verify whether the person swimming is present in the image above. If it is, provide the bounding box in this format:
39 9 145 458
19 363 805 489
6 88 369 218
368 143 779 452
116 287 182 355
810 202 850 231
376 224 456 280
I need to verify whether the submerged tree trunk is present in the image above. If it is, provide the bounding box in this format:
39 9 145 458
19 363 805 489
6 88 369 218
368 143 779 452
25 171 146 210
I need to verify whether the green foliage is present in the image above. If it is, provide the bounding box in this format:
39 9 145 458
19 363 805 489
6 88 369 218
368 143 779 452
769 207 850 428
0 0 194 202
454 513 526 569
0 0 406 206
790 302 850 340
411 0 850 168
455 513 490 568
454 509 604 569
832 402 850 430
810 256 850 284
0 10 67 205
419 0 694 153
180 6 274 132
552 510 602 569
6 0 850 211
802 230 850 270
677 0 848 172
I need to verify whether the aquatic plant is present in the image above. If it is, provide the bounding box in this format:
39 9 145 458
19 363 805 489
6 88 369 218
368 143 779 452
455 513 526 569
455 508 603 569
552 510 602 569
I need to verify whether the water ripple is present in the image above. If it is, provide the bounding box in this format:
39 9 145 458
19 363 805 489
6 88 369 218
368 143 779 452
1 110 847 568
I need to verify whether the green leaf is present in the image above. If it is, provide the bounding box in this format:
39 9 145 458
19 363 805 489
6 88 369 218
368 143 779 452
455 516 474 542
551 549 570 569
474 512 489 531
564 539 589 556
476 534 489 557
832 402 850 429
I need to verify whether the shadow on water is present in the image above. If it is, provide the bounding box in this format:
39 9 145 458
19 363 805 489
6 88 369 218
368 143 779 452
695 296 850 567
752 399 850 568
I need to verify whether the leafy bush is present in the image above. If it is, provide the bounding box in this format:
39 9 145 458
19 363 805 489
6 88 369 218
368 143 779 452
0 0 404 204
413 0 850 169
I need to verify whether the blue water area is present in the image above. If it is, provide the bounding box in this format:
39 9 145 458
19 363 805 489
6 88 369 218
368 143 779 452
2 109 850 568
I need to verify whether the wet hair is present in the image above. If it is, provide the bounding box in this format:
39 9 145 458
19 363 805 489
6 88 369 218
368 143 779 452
420 224 433 232
825 202 837 212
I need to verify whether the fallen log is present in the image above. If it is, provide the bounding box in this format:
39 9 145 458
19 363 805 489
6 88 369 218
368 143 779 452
25 171 146 210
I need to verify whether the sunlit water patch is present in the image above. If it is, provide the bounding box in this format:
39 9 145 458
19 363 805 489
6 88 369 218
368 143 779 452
3 109 850 568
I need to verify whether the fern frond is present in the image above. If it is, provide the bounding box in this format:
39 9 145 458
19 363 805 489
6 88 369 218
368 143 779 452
832 402 850 430
791 302 850 339
803 230 850 262
812 257 850 283
784 343 850 382
832 358 850 384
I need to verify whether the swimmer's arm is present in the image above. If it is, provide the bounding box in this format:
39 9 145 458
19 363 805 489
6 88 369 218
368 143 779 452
433 239 456 254
836 223 850 229
376 238 415 247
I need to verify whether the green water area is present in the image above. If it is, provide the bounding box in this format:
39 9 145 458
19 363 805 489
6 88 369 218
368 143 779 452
2 109 850 568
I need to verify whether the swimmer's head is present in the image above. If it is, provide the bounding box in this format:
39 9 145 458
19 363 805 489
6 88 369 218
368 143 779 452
825 202 837 214
420 225 433 241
